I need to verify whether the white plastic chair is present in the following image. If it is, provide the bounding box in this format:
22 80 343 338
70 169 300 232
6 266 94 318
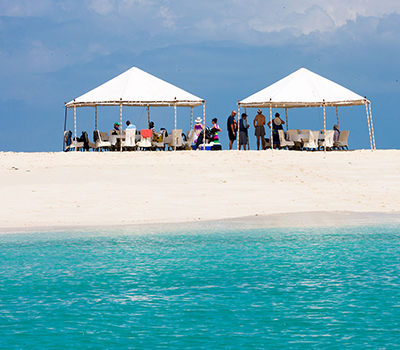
64 131 84 151
287 129 299 141
122 128 137 150
94 130 111 151
183 130 195 148
302 130 319 150
319 130 334 150
333 130 350 150
278 130 294 149
168 129 183 150
151 130 166 150
137 129 153 150
66 140 84 151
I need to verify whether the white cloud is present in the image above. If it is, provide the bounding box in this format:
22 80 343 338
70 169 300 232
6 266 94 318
156 5 177 29
87 0 116 15
0 0 52 17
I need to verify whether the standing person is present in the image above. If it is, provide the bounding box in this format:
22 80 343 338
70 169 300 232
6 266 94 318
239 113 250 150
211 118 221 143
253 109 266 150
267 112 285 149
227 110 238 150
193 117 204 144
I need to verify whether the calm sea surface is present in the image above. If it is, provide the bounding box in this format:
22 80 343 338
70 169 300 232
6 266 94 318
1 222 399 349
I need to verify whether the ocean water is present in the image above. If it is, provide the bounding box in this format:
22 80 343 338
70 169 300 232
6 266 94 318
1 222 399 349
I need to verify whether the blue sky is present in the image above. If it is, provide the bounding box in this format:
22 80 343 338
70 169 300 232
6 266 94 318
1 0 399 151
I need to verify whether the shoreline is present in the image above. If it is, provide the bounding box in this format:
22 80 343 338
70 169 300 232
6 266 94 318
1 210 400 235
1 150 399 233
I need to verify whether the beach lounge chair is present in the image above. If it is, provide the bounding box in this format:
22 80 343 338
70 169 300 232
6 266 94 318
122 128 137 150
319 130 334 150
79 131 96 151
65 140 84 151
151 130 166 151
287 129 299 141
278 130 295 149
167 129 183 150
64 130 84 151
93 130 111 151
302 130 319 150
137 129 153 150
182 130 195 149
333 130 350 150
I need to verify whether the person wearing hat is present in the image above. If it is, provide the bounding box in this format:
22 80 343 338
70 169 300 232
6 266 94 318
333 124 340 142
192 117 204 144
253 109 266 150
239 113 250 150
267 112 285 149
113 122 120 132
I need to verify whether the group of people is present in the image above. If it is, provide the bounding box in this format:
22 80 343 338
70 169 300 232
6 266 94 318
110 112 341 151
191 117 221 149
227 109 285 150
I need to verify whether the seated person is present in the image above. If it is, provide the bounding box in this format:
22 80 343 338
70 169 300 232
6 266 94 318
148 121 163 142
126 120 136 129
112 122 120 135
333 124 340 141
194 126 216 150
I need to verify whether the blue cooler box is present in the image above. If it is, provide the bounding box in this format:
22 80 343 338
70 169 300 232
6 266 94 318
199 144 212 151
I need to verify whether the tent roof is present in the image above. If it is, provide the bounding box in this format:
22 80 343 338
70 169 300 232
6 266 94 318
239 67 368 108
66 66 204 108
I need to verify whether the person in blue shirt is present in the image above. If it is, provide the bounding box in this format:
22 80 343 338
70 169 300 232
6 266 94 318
227 110 238 150
239 113 250 150
126 120 136 129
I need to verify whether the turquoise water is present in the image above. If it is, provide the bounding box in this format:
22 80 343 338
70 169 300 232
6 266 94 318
1 223 400 349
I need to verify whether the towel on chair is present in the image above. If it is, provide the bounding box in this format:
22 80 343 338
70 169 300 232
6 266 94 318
141 129 153 138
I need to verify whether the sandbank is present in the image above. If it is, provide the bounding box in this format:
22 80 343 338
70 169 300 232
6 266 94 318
1 150 399 232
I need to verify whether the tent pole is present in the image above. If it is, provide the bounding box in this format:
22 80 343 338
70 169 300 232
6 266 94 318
270 102 273 150
369 102 376 150
203 101 206 150
336 106 339 128
237 102 241 151
285 108 288 131
365 103 373 151
63 104 67 151
323 104 326 153
120 101 123 152
95 106 98 131
190 107 194 131
147 105 150 128
203 101 206 137
245 107 249 150
174 104 177 151
74 106 77 152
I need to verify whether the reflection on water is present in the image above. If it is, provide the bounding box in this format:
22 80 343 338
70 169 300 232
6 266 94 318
1 223 399 349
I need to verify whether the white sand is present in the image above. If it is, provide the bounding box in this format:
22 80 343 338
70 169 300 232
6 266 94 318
1 150 399 232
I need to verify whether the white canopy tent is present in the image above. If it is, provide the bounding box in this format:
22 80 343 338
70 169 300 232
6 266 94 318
65 66 205 151
238 67 375 151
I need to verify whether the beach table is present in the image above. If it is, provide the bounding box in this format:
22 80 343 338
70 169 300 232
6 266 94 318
109 134 126 146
